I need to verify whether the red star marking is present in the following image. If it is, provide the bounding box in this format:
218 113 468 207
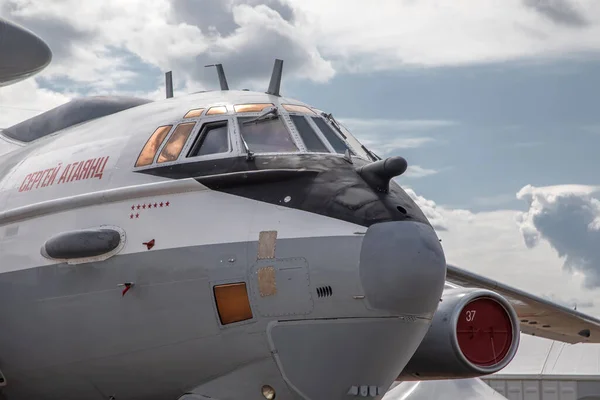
159 202 164 207
130 214 134 219
142 204 146 209
131 205 135 210
136 204 141 210
135 213 140 218
154 203 158 208
166 201 170 207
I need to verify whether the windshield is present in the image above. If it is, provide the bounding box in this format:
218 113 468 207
238 116 299 153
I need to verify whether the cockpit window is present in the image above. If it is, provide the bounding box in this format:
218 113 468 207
290 115 329 153
282 104 316 114
188 121 230 157
157 122 196 163
135 125 172 167
207 106 227 115
238 116 299 153
311 117 352 154
234 103 274 113
184 108 205 118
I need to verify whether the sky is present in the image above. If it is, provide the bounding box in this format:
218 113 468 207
2 0 600 339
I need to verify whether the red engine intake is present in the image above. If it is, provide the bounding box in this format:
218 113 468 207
457 297 514 368
397 288 520 380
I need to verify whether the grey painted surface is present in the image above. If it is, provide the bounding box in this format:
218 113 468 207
0 222 445 399
359 220 446 317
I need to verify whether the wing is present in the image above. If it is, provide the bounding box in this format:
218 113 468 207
445 264 600 344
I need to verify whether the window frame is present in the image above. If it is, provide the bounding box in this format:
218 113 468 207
179 116 240 163
134 124 174 168
286 113 333 155
235 114 302 155
186 119 232 159
305 116 343 155
156 121 198 164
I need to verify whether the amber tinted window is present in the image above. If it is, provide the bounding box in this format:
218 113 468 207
282 104 316 114
238 117 298 153
311 117 350 154
135 125 172 167
157 122 196 163
183 108 205 118
206 106 227 115
214 282 253 325
234 103 274 113
188 122 230 157
290 115 328 152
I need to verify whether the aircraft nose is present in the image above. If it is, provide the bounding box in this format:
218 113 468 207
359 220 447 317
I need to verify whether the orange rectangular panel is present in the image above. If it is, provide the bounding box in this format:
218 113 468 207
234 103 274 113
214 283 253 325
183 108 205 118
282 104 316 114
206 106 228 115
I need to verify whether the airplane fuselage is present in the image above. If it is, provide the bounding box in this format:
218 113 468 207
0 91 447 399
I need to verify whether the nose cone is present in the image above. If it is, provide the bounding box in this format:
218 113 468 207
359 221 446 317
0 18 52 86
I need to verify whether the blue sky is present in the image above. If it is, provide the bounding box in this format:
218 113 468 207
286 59 600 211
2 0 600 319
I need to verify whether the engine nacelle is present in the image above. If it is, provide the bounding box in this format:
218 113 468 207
397 287 520 380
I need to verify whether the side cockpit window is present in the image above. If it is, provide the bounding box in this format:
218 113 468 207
188 121 230 157
135 125 172 167
311 117 352 154
238 116 298 153
158 122 196 163
290 115 328 153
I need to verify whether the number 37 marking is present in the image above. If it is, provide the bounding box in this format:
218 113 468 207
465 310 476 322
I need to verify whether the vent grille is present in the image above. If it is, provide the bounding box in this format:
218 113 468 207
316 286 333 298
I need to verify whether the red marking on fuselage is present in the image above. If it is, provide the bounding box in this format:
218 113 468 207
143 239 155 250
18 156 110 193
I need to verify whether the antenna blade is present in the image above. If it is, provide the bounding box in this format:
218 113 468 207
266 59 283 97
165 71 174 99
205 64 229 91
215 64 229 90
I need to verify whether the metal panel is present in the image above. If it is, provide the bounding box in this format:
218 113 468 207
490 380 507 397
507 380 524 400
542 381 559 400
523 380 540 400
248 258 313 317
558 381 576 400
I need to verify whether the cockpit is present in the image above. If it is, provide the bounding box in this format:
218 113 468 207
134 103 379 169
132 98 429 229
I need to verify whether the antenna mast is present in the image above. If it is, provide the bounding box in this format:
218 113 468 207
165 71 173 98
205 64 229 91
266 59 283 97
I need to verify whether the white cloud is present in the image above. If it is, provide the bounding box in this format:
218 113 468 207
4 0 600 97
292 0 600 71
337 118 450 158
404 165 439 179
400 184 600 319
516 184 600 289
339 118 457 133
0 79 72 127
0 0 334 91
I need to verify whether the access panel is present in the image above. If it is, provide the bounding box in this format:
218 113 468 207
248 257 313 318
